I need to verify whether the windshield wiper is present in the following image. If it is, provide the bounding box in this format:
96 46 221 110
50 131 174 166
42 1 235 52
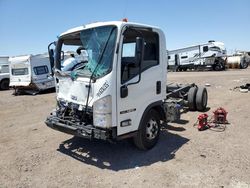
83 27 116 120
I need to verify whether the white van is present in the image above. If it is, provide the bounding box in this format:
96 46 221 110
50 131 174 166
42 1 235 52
9 54 55 94
0 56 10 90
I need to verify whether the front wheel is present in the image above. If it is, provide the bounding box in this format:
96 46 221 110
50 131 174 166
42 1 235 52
0 79 9 90
133 109 161 150
213 63 222 71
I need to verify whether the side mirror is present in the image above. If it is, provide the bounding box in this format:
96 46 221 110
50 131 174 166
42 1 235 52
48 41 56 71
135 37 144 67
49 49 54 66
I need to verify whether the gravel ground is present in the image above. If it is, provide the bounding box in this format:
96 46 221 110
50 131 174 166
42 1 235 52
0 69 250 187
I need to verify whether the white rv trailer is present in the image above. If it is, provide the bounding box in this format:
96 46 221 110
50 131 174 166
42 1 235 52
0 56 10 90
9 54 55 94
45 21 208 150
168 41 227 71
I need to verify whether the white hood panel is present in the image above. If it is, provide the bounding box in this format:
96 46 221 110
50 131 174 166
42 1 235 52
57 77 93 106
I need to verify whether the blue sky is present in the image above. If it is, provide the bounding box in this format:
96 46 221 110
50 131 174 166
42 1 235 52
0 0 249 56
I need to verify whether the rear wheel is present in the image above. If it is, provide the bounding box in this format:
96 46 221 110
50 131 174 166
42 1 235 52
182 67 187 71
0 79 9 90
195 87 208 111
175 66 180 72
240 60 248 69
134 109 160 150
188 87 197 111
213 63 222 71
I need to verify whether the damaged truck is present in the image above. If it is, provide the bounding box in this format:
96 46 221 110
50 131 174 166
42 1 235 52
45 21 208 150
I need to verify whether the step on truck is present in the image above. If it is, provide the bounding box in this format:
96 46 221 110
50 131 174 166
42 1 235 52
45 21 208 150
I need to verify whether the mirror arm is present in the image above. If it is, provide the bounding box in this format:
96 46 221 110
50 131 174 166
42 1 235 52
48 41 56 75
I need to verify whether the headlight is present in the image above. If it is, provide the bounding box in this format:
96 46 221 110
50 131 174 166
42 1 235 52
93 95 112 128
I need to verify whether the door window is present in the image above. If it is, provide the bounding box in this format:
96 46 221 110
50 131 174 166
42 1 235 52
12 68 29 75
122 43 136 57
121 28 159 84
33 65 49 75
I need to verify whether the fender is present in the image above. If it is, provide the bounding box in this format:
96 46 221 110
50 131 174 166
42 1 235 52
117 101 165 140
138 100 165 130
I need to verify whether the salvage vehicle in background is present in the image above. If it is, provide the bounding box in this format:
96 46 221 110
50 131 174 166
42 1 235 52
9 54 55 95
0 56 10 90
168 41 227 71
45 20 208 150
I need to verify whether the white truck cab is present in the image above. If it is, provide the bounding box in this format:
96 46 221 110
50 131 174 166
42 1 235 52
46 21 208 150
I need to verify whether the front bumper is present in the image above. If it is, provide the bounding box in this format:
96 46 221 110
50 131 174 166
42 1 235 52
45 114 112 140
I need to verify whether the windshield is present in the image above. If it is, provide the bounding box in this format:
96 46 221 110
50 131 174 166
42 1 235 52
209 46 222 52
12 68 29 76
56 25 117 78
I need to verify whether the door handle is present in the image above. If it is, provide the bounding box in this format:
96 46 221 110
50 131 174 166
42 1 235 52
156 81 161 94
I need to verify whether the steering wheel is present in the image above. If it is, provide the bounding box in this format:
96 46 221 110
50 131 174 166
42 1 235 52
71 61 87 71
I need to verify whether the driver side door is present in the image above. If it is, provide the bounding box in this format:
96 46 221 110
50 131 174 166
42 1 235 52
116 27 163 136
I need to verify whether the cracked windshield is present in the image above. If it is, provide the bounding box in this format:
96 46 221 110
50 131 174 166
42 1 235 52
59 25 117 78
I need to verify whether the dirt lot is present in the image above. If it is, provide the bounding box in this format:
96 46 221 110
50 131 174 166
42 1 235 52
0 69 250 187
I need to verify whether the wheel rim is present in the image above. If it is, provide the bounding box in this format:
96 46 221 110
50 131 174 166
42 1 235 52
146 119 159 140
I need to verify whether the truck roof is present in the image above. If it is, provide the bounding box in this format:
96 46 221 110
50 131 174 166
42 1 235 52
60 21 160 37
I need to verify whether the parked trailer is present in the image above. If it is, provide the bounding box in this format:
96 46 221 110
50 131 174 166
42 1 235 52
9 54 55 95
45 21 208 150
168 41 227 71
0 56 10 90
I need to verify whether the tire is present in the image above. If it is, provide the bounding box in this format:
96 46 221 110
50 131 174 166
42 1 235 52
213 63 222 71
174 66 179 72
195 87 208 111
133 109 161 150
240 60 248 69
0 79 9 90
188 87 197 111
182 67 187 71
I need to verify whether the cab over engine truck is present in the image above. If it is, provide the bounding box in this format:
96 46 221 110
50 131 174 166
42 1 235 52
45 21 208 150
